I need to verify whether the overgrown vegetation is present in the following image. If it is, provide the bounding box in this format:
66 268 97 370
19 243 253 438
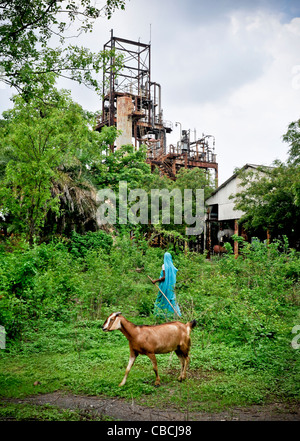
232 118 300 249
1 0 298 423
0 15 299 417
0 235 299 419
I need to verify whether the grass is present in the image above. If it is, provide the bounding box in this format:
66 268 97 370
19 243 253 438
0 402 114 421
0 316 299 419
0 238 299 420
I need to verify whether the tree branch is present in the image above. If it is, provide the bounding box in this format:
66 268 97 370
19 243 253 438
7 0 58 38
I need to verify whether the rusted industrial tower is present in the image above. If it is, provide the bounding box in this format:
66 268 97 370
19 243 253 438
96 31 218 185
151 130 218 184
95 30 172 152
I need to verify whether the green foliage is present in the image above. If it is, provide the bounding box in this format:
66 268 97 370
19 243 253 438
231 118 300 249
93 144 153 191
175 167 214 200
91 151 215 245
0 236 298 407
0 246 299 419
0 0 125 97
68 231 113 258
0 88 119 241
232 163 300 248
0 240 81 337
0 87 215 245
283 118 300 166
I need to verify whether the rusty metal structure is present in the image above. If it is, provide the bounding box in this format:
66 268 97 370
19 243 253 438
96 30 172 151
96 31 218 185
150 130 218 184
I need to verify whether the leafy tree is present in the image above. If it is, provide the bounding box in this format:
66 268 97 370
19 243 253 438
0 0 125 98
231 121 300 249
283 118 300 166
175 167 214 200
0 84 116 242
147 168 211 244
282 118 300 207
90 144 164 237
92 143 154 192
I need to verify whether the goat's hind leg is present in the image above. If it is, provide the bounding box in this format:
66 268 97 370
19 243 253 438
180 355 190 381
147 353 161 387
119 349 137 386
175 349 190 382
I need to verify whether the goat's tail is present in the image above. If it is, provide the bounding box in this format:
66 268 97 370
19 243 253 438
188 319 197 330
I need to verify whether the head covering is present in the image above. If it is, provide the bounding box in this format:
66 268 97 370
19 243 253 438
154 252 181 318
163 252 177 290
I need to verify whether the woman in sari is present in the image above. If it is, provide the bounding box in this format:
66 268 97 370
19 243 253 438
152 252 181 318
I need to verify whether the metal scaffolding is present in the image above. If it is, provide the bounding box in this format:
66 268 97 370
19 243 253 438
95 30 172 152
96 31 218 185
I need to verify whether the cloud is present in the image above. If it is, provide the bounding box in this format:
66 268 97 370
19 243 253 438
1 0 299 185
47 2 300 184
157 20 270 106
156 9 300 182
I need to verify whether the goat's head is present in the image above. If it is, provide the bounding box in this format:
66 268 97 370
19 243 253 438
102 312 122 331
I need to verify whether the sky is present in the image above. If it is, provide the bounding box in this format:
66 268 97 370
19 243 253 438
1 0 300 185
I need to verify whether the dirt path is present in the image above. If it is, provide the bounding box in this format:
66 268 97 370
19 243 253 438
4 391 300 421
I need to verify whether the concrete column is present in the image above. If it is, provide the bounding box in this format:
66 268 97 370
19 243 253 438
116 96 133 150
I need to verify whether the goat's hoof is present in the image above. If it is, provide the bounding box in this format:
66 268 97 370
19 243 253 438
154 383 160 388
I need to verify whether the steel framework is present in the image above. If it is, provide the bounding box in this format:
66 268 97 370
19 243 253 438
95 30 172 153
96 31 218 185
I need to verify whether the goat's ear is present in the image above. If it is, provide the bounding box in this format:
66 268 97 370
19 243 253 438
115 312 122 316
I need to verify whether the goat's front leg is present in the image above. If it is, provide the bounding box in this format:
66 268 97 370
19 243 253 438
119 349 137 386
147 353 161 387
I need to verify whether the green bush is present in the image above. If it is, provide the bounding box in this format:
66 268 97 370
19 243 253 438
0 235 299 382
0 235 299 409
69 231 113 258
0 241 80 337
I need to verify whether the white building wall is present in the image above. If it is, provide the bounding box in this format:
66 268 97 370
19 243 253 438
206 176 245 221
206 165 268 221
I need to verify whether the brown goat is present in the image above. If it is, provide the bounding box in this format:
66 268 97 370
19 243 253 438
102 312 197 386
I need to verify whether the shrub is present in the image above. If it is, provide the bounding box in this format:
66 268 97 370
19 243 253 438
69 231 113 258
